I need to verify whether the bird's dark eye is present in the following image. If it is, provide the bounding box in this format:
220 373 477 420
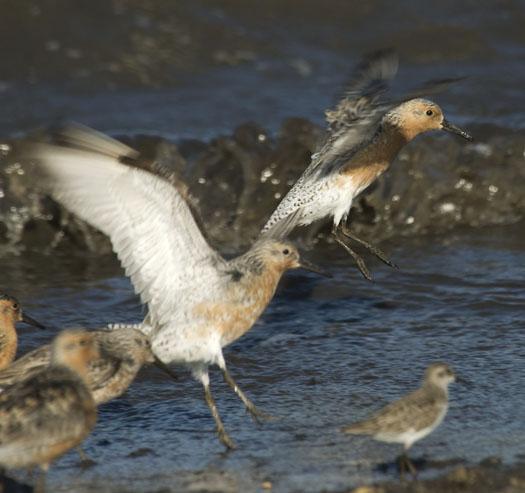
426 109 433 116
12 303 19 310
282 249 290 255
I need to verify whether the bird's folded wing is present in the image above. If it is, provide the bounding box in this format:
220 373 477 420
369 389 441 432
25 126 225 328
0 371 91 446
0 345 51 388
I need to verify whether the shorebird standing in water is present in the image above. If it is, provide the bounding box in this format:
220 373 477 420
342 363 456 476
0 330 99 491
0 327 175 405
0 294 45 370
262 50 473 280
24 125 327 449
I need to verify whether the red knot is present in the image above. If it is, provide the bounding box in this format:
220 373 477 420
0 329 99 490
0 294 45 370
24 125 328 449
342 362 456 477
262 50 473 280
0 327 176 405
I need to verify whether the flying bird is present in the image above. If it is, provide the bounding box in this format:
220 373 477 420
262 50 472 280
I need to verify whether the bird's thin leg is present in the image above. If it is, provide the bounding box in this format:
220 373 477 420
35 466 47 493
77 447 96 468
203 382 236 450
398 454 406 480
339 225 397 269
221 367 274 423
333 227 372 281
399 452 417 479
404 454 417 478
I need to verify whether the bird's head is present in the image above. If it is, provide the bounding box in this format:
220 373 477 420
0 293 46 331
424 362 456 389
254 240 331 277
384 98 472 142
51 329 100 380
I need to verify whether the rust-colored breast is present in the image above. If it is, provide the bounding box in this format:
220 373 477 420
194 266 282 346
0 331 18 371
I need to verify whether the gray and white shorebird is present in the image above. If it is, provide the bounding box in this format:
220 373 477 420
262 50 473 280
23 125 327 449
342 362 456 476
0 330 99 491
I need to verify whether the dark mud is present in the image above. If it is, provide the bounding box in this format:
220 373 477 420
1 121 524 256
349 459 525 493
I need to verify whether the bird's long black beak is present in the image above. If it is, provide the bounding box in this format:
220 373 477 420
441 119 473 141
299 259 333 278
455 375 471 387
153 356 178 381
21 312 47 330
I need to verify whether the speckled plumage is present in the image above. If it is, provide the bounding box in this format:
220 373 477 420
262 51 472 279
0 330 98 476
0 328 154 405
343 363 456 474
24 125 323 449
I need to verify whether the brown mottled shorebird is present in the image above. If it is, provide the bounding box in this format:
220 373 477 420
0 327 173 405
342 363 456 476
24 125 327 449
262 50 473 280
0 294 46 370
0 330 99 491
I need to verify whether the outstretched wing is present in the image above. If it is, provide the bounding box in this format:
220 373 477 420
261 50 398 234
24 125 225 328
262 50 465 236
305 48 399 180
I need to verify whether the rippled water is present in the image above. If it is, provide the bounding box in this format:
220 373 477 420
1 1 524 491
2 225 523 492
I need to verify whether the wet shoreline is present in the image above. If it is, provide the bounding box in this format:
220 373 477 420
2 121 524 257
0 1 523 491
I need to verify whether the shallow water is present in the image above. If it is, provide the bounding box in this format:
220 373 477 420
2 225 523 492
1 1 524 491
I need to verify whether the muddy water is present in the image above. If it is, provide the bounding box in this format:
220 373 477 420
0 0 524 491
1 226 523 492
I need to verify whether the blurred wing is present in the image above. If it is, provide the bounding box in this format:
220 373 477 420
306 49 399 179
261 50 398 234
399 76 467 103
25 125 225 328
325 49 398 131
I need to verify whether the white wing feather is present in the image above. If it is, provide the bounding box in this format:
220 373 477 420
29 142 225 328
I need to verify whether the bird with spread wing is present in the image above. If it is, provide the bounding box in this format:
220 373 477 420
23 125 327 449
262 50 472 280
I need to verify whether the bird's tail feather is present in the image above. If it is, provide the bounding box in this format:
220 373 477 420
341 419 376 435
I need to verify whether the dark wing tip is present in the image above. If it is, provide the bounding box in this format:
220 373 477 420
402 76 469 102
348 48 399 93
327 49 399 127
